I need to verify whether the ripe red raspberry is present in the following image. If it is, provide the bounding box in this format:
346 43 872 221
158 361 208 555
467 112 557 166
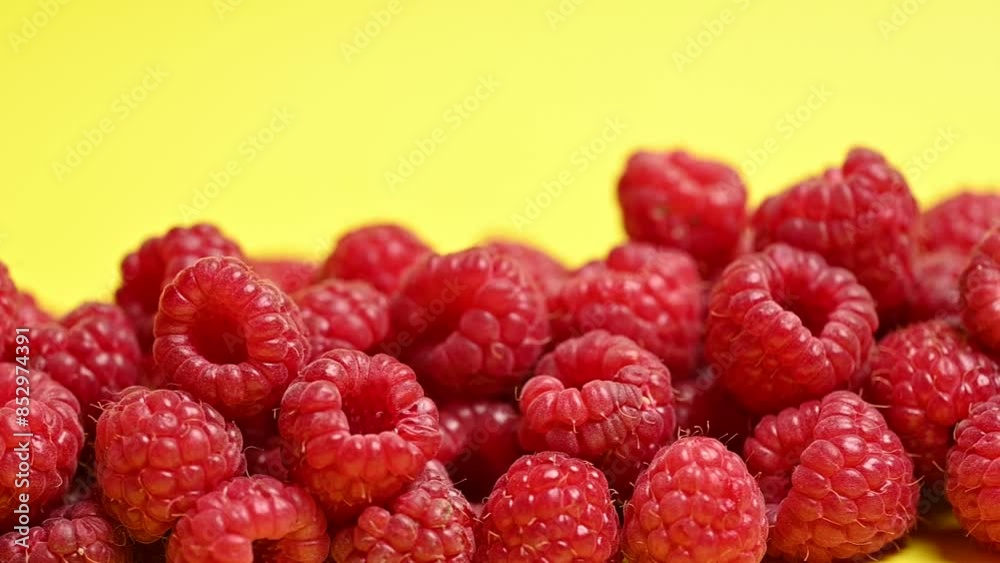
12 291 52 327
0 263 19 358
389 247 550 399
319 223 432 295
961 226 1000 352
947 395 1000 548
674 366 755 449
476 451 619 562
293 279 390 361
705 244 878 415
95 386 245 542
617 150 748 277
518 330 675 493
622 437 767 562
743 391 918 562
279 349 441 524
920 190 1000 254
251 257 317 294
116 224 244 350
867 320 1000 479
153 256 309 418
482 239 569 310
166 475 330 563
330 461 476 562
909 249 965 323
436 400 523 502
0 500 132 562
0 365 83 528
553 242 703 377
752 147 918 325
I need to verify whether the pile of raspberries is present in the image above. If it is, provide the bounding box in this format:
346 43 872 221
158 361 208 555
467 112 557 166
3 146 1000 563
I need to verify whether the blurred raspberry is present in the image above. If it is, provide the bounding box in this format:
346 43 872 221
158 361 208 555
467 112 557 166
319 223 432 295
436 399 522 503
0 263 19 358
251 257 317 294
0 500 132 562
482 239 569 311
674 366 755 449
961 226 1000 352
919 190 1000 254
947 395 1000 549
239 412 289 481
292 279 390 361
909 250 966 323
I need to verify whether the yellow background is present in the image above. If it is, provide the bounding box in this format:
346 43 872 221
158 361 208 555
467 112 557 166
2 1 999 560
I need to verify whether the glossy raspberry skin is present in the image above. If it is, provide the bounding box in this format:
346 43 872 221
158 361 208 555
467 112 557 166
95 387 245 543
519 330 676 493
617 150 748 277
476 451 619 562
320 224 433 295
483 240 569 311
293 279 390 361
0 366 83 528
330 461 476 562
743 391 918 562
867 320 1000 479
705 244 878 415
279 349 441 524
390 247 550 399
436 400 522 503
154 256 309 418
116 224 244 350
920 190 1000 254
0 263 19 358
0 500 132 562
251 257 317 294
752 147 919 325
946 395 1000 549
961 226 1000 352
166 475 330 563
910 250 965 323
554 242 703 377
674 366 755 449
622 437 767 563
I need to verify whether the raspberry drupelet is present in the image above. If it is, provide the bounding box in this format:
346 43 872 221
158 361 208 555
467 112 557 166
292 278 390 361
947 395 1000 550
961 225 1000 353
319 223 433 295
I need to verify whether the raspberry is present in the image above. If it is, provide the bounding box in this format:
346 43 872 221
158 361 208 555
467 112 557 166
153 256 309 418
674 366 755 448
476 451 619 562
12 290 51 326
0 500 132 562
553 242 703 377
330 461 476 562
278 349 441 524
752 147 919 326
866 320 1000 479
482 239 569 311
961 226 1000 352
166 475 330 563
919 190 1000 254
622 437 767 562
95 386 245 542
909 249 965 323
617 150 748 277
0 263 19 358
239 412 289 481
116 224 244 350
436 400 523 502
292 279 390 361
251 257 317 294
743 391 918 562
319 223 432 294
947 395 1000 549
0 365 83 528
705 244 878 415
518 330 676 493
389 247 550 399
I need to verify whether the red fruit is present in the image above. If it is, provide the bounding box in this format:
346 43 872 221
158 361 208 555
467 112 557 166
239 413 289 482
0 365 83 528
961 226 1000 352
476 452 619 562
947 395 1000 548
293 279 390 361
752 147 918 325
389 247 550 399
705 244 878 415
95 387 245 542
153 256 309 418
278 349 441 524
674 366 755 448
919 190 1000 254
518 330 676 493
622 437 768 563
867 320 1000 479
436 400 523 502
251 257 317 294
319 224 432 295
910 250 965 323
743 391 918 562
617 150 748 277
166 475 330 563
0 263 19 358
482 240 569 311
330 462 476 562
554 242 703 377
0 500 132 562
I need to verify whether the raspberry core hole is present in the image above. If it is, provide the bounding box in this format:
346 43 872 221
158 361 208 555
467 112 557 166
776 293 830 336
190 308 249 364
